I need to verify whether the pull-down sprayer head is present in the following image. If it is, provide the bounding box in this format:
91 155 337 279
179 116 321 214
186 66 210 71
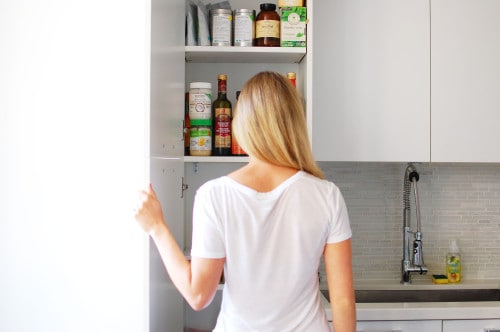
401 164 428 284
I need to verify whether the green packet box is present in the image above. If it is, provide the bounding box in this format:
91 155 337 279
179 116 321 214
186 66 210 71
280 6 307 47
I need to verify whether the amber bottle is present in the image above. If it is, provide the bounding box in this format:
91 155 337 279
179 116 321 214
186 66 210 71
255 3 280 46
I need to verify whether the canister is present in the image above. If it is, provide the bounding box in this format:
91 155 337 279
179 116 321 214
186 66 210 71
190 119 212 156
210 9 232 46
233 9 255 47
189 82 212 121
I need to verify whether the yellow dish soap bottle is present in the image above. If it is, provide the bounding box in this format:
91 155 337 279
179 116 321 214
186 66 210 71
446 239 461 283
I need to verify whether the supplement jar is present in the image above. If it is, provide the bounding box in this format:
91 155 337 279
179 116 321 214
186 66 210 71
189 82 212 121
210 9 232 46
255 3 280 47
233 9 255 47
190 119 212 156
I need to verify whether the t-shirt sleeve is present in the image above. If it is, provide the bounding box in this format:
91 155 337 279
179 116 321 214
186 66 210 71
327 186 352 243
190 184 226 259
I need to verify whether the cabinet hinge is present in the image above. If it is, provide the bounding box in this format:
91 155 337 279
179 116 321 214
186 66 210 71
181 176 189 198
182 119 187 141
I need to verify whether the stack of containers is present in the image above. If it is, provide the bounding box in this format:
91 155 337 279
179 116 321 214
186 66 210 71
188 82 213 156
205 2 307 47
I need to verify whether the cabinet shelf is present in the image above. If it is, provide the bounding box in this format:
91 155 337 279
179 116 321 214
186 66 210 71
184 156 249 163
185 46 306 64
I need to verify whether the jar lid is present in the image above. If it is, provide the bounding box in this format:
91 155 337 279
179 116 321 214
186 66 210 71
234 9 255 14
260 3 277 11
210 8 232 14
190 119 212 126
190 82 212 89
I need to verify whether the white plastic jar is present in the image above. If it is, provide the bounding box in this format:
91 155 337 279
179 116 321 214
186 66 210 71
189 82 212 121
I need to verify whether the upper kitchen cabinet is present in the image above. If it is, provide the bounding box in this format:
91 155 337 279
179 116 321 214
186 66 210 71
431 0 500 162
311 0 430 162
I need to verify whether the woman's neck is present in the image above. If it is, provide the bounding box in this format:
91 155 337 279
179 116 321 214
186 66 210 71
228 157 299 193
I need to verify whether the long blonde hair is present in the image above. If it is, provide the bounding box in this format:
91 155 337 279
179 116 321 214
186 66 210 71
233 71 324 179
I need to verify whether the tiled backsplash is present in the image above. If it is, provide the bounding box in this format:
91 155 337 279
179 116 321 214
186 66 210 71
318 162 500 282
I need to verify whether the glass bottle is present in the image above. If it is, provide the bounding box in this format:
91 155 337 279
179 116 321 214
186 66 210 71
287 72 296 87
231 91 247 156
255 3 280 47
213 74 232 156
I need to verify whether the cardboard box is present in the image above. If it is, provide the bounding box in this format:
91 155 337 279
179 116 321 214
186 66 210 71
280 7 307 47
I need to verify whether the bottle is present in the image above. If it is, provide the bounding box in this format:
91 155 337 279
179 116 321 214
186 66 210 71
446 239 461 283
213 74 232 156
287 72 296 87
231 91 247 156
255 3 280 47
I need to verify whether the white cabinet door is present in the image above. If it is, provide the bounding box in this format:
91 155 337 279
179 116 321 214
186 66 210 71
443 319 500 332
431 0 500 162
356 320 442 332
150 158 185 332
312 0 430 162
151 0 186 158
149 0 185 331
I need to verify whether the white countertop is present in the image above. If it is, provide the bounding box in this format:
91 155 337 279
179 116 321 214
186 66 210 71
321 278 500 321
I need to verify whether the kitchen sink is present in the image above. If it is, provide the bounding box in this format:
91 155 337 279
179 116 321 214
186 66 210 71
321 288 500 303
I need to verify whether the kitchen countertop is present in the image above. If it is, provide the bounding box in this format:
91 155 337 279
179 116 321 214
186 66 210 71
321 278 500 321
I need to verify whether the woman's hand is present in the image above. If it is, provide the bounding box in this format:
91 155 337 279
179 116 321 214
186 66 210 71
134 184 166 236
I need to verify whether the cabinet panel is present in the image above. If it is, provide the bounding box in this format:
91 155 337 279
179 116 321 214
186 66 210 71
150 157 185 332
150 0 185 157
312 0 430 162
431 0 500 162
356 320 441 332
443 319 500 332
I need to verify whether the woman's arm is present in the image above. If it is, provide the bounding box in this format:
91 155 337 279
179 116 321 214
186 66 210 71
135 184 224 311
324 239 356 332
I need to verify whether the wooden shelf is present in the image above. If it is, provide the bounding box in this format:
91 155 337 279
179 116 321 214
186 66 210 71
185 46 306 64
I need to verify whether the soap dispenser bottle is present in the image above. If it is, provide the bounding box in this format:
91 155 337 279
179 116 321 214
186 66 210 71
446 239 461 283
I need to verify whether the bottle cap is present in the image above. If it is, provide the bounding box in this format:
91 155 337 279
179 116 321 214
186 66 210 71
260 3 277 11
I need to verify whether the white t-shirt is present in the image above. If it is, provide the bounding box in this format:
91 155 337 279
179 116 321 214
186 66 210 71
191 171 352 332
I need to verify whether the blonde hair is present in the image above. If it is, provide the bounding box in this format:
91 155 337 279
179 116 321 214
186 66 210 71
233 71 324 179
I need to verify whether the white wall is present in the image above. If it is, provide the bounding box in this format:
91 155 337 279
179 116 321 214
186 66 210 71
0 1 150 331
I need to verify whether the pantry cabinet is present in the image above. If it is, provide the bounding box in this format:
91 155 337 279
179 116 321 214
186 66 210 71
431 0 500 162
173 0 313 330
311 0 431 162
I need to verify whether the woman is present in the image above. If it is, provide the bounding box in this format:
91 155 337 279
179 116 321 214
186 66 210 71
135 71 356 331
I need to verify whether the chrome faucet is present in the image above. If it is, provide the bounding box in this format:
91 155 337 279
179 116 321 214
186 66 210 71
401 164 428 284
